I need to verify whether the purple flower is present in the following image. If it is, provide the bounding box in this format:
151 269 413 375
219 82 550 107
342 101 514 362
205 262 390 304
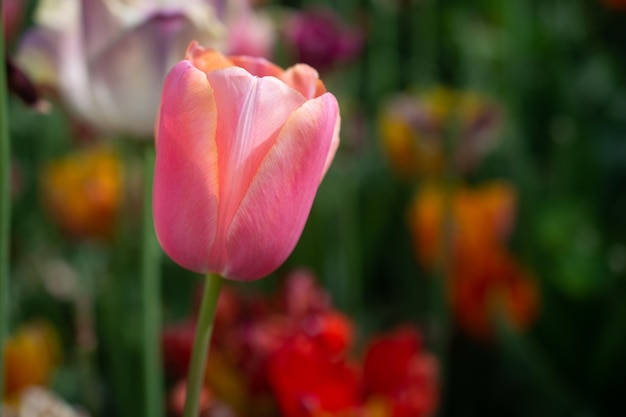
284 8 363 72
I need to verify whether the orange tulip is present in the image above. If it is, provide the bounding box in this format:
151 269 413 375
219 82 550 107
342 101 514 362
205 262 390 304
409 181 516 268
408 181 539 340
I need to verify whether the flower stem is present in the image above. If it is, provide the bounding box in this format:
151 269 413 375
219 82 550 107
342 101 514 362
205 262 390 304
431 105 459 416
0 15 12 411
183 273 222 417
142 144 164 417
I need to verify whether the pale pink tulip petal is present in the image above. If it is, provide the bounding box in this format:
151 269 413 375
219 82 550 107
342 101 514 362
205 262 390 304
280 64 327 99
154 61 220 273
223 93 340 280
229 56 284 78
205 66 307 259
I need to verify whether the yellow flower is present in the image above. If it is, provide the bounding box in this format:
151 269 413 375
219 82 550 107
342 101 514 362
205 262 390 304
379 87 501 178
40 147 122 240
3 322 61 400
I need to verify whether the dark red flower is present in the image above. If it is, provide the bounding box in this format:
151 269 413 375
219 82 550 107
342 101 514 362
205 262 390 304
279 268 331 318
284 8 363 72
235 315 291 392
162 320 196 379
603 0 626 9
2 0 25 44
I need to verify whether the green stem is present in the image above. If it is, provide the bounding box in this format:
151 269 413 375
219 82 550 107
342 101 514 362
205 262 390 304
415 0 439 85
103 141 138 417
495 318 578 410
142 144 163 417
183 274 222 417
396 1 409 89
433 161 454 364
431 180 453 372
74 247 102 415
0 14 12 411
431 105 460 415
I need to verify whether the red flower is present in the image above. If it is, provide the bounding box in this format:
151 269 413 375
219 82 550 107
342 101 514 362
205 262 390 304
267 335 361 417
363 328 439 417
162 320 196 379
450 250 539 340
303 311 353 359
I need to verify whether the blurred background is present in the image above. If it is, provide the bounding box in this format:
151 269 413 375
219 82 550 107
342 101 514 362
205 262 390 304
3 0 626 416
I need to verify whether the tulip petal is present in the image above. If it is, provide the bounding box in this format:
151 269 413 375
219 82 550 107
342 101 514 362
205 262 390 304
26 0 94 115
223 93 340 280
229 55 284 78
280 64 327 99
186 41 234 73
205 67 307 261
80 0 122 56
88 12 224 137
154 61 219 273
322 113 341 179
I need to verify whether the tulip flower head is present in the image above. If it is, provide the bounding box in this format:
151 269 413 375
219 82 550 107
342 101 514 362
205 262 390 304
154 41 340 281
17 0 271 138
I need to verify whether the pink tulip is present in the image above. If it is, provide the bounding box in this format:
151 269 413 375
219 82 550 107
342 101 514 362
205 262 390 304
153 42 340 281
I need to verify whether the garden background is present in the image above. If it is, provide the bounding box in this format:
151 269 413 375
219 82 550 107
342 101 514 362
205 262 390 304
3 0 626 417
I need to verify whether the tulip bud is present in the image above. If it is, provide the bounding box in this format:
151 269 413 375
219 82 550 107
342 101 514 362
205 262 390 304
153 42 340 280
